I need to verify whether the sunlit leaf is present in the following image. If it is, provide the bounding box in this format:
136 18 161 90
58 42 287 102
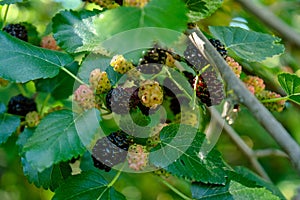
53 171 126 200
278 73 300 104
0 32 73 83
209 26 285 62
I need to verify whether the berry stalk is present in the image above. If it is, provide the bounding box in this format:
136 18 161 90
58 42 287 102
159 177 193 200
1 4 10 29
60 66 86 85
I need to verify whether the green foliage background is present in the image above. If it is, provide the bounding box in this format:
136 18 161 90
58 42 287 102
0 0 300 199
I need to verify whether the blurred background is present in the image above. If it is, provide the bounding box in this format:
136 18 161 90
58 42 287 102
0 0 300 199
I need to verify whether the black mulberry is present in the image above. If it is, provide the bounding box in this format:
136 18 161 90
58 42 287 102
3 23 28 42
7 94 37 116
92 130 131 171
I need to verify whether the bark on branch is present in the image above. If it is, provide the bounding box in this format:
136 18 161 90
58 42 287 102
186 28 300 175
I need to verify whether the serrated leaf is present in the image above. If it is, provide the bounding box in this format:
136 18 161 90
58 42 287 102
232 167 285 199
191 180 282 200
16 127 34 154
0 113 20 144
184 0 223 21
209 26 285 62
22 157 72 191
278 73 300 104
53 0 188 54
0 0 22 5
52 9 101 53
35 61 79 100
150 124 227 184
229 181 280 200
53 170 126 200
0 31 74 83
23 109 100 172
192 182 232 200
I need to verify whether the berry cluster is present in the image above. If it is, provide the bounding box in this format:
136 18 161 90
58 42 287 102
3 23 28 42
106 86 140 114
243 75 265 94
92 130 131 171
25 111 40 128
73 69 112 110
74 84 96 110
224 57 285 113
138 80 163 109
127 144 149 171
226 56 242 78
89 69 111 94
184 40 209 71
184 70 224 107
124 0 149 7
209 38 227 59
138 46 175 74
82 0 121 8
7 94 37 117
40 35 60 50
110 55 135 74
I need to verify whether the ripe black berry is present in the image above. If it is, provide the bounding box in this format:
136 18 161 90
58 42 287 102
184 40 209 71
3 24 28 42
7 94 37 116
209 38 227 59
106 86 140 114
184 71 224 106
138 45 174 74
92 130 131 171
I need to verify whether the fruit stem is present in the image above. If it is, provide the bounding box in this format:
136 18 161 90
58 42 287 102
260 96 288 103
192 75 199 110
107 164 125 188
17 83 26 96
2 4 10 29
40 93 51 116
60 66 86 85
159 177 194 200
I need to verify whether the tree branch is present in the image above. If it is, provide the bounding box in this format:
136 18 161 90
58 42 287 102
235 0 300 48
209 108 271 181
254 149 289 158
186 28 300 175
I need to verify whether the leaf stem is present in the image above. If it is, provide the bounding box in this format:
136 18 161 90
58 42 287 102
260 96 288 103
2 4 10 29
17 83 26 96
40 93 51 115
107 164 125 188
60 66 86 85
159 177 194 200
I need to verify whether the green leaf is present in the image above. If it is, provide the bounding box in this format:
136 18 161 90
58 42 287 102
232 167 286 199
53 0 188 54
0 31 74 83
278 73 300 104
192 182 232 200
0 102 6 114
23 109 100 172
0 0 23 5
22 157 72 191
229 181 281 200
35 61 79 100
16 127 34 154
184 0 223 21
191 180 282 200
150 124 227 184
77 53 122 86
52 171 126 200
0 113 20 144
52 9 101 53
209 26 285 62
